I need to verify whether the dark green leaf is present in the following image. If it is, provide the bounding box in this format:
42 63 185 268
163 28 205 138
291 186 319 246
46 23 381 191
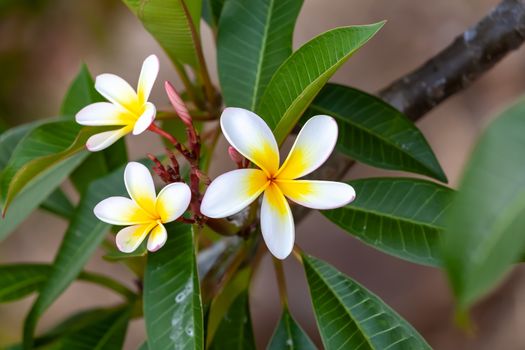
123 0 203 68
443 97 525 308
256 22 384 144
306 84 446 182
303 254 431 350
40 188 75 219
60 64 103 118
268 308 316 350
209 290 255 350
0 264 50 303
23 164 130 348
218 0 303 109
144 222 204 350
0 121 43 169
202 0 225 30
323 178 454 266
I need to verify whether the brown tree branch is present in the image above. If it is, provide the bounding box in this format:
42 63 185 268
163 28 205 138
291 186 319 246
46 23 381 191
379 0 525 120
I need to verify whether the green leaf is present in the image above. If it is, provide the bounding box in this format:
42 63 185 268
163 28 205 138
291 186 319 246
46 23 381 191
256 22 384 144
0 264 50 303
202 0 225 30
303 254 431 350
209 290 256 350
53 306 130 350
144 222 204 350
443 97 525 308
23 164 130 348
0 121 43 169
0 121 102 214
40 189 75 219
323 178 454 266
306 84 447 182
218 0 303 109
123 0 203 68
268 308 316 350
60 64 103 118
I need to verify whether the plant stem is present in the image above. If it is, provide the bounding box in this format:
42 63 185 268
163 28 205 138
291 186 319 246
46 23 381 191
172 59 204 109
78 271 136 301
272 258 289 308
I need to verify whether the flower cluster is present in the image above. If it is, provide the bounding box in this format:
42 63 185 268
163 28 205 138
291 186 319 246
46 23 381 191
81 55 355 258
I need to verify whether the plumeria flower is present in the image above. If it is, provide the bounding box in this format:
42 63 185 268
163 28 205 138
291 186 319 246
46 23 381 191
94 162 191 253
200 108 356 259
76 54 160 151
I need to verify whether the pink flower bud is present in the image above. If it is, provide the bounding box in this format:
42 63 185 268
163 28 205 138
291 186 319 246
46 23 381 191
165 81 192 127
228 146 245 168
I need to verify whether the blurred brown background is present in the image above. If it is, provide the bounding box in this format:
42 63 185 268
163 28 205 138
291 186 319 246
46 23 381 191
2 0 525 349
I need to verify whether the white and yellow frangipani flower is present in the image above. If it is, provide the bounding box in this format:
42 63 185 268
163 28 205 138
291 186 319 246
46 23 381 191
76 54 160 151
94 162 191 253
200 108 356 259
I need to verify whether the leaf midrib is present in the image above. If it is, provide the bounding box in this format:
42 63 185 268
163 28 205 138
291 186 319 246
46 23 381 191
250 0 276 110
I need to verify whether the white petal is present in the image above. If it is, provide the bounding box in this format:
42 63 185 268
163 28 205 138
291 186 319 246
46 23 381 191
85 126 131 152
76 102 133 126
147 223 167 252
277 180 356 210
137 54 159 104
124 162 157 216
261 183 294 260
95 73 139 114
276 115 338 179
155 182 192 223
116 223 155 253
94 196 154 225
200 169 268 218
132 102 156 135
220 108 280 175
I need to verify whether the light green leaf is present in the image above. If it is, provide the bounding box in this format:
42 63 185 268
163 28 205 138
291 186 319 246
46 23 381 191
0 121 107 214
257 22 384 144
218 0 303 109
209 290 255 350
40 188 75 219
23 164 130 348
303 254 431 350
123 0 203 68
306 84 446 182
60 64 102 118
0 264 50 303
323 178 454 266
144 222 204 350
268 308 316 350
443 97 525 308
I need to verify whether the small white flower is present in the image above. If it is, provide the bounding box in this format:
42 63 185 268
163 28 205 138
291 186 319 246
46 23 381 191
200 108 356 259
94 162 191 253
76 55 160 151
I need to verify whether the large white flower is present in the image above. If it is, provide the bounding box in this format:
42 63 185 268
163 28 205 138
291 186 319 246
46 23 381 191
76 55 159 151
94 162 191 253
200 108 356 259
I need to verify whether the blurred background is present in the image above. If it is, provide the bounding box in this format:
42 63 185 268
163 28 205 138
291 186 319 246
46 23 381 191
2 0 525 348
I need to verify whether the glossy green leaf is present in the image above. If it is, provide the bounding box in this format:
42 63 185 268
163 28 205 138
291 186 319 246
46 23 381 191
303 254 431 350
23 164 130 348
306 84 446 182
40 188 75 219
443 97 525 308
0 264 50 303
60 64 102 118
209 290 255 350
53 307 130 350
0 121 103 214
257 22 384 144
0 121 43 169
144 222 204 350
218 0 303 109
123 0 203 68
268 308 316 350
202 0 224 30
323 178 454 266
